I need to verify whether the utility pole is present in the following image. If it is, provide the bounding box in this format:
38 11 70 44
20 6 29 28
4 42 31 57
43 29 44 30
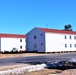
46 24 48 28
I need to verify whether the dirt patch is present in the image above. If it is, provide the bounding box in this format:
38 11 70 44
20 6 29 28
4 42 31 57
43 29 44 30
0 53 47 58
0 64 31 71
0 64 76 75
21 69 76 75
0 64 62 75
0 52 75 59
24 69 62 75
58 69 76 75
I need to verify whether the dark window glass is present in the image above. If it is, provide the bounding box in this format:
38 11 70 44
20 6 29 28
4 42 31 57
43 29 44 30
20 46 22 49
75 44 76 47
34 35 36 39
74 36 76 39
70 36 71 39
70 44 72 47
65 35 67 39
20 39 22 42
41 43 43 45
65 44 67 48
41 34 43 36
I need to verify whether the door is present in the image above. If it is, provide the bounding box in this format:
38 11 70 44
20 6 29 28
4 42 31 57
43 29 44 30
33 43 37 52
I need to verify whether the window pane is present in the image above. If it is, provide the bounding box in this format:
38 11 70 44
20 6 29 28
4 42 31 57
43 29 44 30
41 43 43 45
20 39 22 42
34 35 36 39
65 35 66 39
65 44 67 48
41 34 43 36
20 46 22 49
70 44 72 47
70 36 71 39
74 36 76 39
75 44 76 47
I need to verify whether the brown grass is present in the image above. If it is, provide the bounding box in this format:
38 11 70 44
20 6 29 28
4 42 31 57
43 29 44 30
58 69 76 75
24 69 62 75
0 52 76 59
0 53 47 58
1 66 76 75
17 69 76 75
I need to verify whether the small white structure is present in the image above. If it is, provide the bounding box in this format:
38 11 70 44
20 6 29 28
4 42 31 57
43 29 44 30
0 33 26 52
26 27 76 53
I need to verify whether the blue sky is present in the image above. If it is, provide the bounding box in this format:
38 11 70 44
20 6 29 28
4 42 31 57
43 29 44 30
0 0 76 34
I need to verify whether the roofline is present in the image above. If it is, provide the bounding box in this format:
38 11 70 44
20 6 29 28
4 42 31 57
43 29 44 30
37 27 76 35
0 33 26 38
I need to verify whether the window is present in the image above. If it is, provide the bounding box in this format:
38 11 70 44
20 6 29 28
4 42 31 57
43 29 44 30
28 33 30 35
20 39 22 42
70 44 72 47
25 39 26 42
69 36 71 39
41 34 43 36
65 44 67 48
20 46 22 49
41 43 43 45
34 44 37 48
75 44 76 47
34 35 36 39
65 35 67 39
74 36 76 39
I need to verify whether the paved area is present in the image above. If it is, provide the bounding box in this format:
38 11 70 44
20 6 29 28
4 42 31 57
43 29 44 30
0 53 76 66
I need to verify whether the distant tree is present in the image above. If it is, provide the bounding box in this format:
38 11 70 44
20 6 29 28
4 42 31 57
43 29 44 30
64 24 72 31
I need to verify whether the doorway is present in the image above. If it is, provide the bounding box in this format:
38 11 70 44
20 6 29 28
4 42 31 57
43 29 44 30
33 43 37 52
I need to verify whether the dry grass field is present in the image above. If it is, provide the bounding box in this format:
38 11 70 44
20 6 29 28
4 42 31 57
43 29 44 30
0 53 46 58
22 69 62 75
25 69 76 75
